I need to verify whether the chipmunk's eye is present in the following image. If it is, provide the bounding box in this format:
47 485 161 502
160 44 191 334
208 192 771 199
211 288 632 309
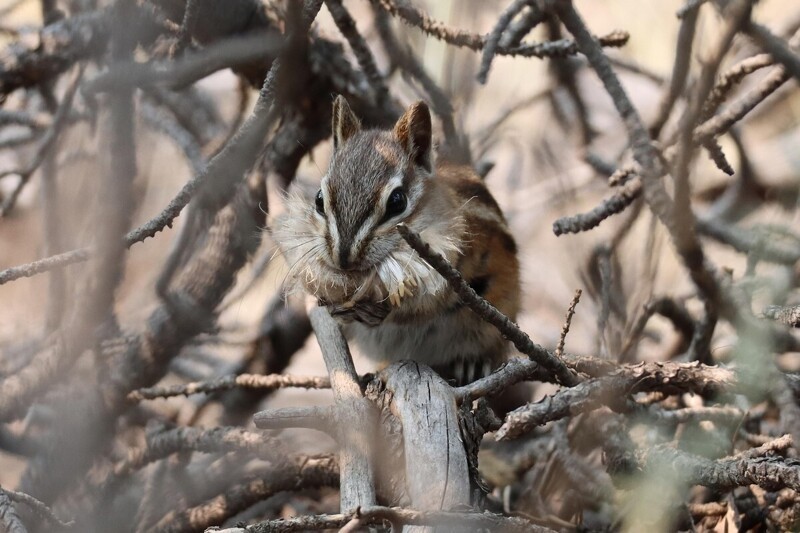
315 189 325 215
383 188 407 222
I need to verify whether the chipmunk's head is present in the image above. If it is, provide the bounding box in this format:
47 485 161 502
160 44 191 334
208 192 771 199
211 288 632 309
272 96 458 305
319 95 434 271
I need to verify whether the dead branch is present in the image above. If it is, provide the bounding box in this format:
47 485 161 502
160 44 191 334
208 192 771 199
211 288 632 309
397 223 579 387
498 361 737 440
151 455 338 533
764 305 800 327
307 307 377 512
627 444 800 493
552 177 642 235
83 33 283 94
0 490 26 533
213 505 555 533
130 373 331 401
378 362 470 512
0 67 83 216
114 427 288 478
555 289 582 356
0 487 73 529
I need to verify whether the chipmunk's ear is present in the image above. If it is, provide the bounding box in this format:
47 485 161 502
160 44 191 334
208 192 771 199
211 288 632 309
332 95 361 151
394 101 432 172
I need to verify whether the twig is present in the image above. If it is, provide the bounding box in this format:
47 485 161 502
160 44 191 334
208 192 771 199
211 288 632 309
372 7 457 152
552 177 642 235
129 373 331 401
397 223 579 387
370 0 626 58
497 361 737 440
141 102 204 174
695 217 800 265
678 0 709 18
253 405 335 432
555 289 582 357
0 10 110 97
38 88 65 331
173 0 200 54
763 304 800 327
703 137 734 175
650 0 700 138
89 0 139 329
151 456 339 533
308 307 377 512
477 0 528 83
0 151 214 286
0 110 50 129
0 67 83 216
500 4 547 47
325 0 389 107
627 444 800 493
736 434 793 459
702 53 774 120
1 487 73 529
84 33 283 94
213 505 555 533
621 296 695 362
670 0 752 313
694 64 790 142
641 404 744 426
547 17 596 146
746 21 800 83
114 427 287 478
553 0 673 235
0 490 26 533
500 30 629 59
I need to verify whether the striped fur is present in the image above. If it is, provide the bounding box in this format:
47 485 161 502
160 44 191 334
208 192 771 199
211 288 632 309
271 97 520 384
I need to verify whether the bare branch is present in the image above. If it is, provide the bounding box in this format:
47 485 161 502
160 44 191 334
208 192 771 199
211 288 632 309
555 289 582 357
552 177 642 235
214 505 555 533
397 223 579 386
1 487 73 529
497 361 737 440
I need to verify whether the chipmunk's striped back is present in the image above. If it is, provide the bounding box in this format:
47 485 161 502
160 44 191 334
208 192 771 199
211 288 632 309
272 96 520 385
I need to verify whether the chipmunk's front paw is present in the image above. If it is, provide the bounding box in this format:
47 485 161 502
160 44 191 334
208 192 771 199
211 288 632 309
328 299 389 327
387 277 417 307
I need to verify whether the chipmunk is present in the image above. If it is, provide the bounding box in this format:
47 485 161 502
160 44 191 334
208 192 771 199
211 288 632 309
271 96 520 384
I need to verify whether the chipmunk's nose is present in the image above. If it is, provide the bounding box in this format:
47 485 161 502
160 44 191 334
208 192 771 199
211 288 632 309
337 242 352 270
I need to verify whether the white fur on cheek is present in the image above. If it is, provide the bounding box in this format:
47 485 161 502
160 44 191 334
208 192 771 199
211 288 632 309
271 193 379 304
374 207 464 301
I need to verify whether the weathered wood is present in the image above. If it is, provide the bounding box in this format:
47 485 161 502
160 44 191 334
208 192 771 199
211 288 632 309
309 307 377 512
381 361 470 532
253 405 334 432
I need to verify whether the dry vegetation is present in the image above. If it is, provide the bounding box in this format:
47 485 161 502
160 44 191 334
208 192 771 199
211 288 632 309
1 0 800 531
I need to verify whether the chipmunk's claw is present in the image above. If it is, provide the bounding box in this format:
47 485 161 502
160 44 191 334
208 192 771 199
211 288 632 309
388 279 414 307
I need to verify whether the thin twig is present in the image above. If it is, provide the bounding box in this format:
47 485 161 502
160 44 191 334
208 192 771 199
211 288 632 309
150 456 339 533
370 0 627 58
129 373 331 401
397 224 579 387
325 0 389 107
214 505 555 533
1 487 74 528
555 289 582 357
746 21 800 83
477 0 528 83
0 67 83 216
497 361 737 440
552 177 642 235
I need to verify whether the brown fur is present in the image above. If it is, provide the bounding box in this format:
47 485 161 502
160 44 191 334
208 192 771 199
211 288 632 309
272 98 521 386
